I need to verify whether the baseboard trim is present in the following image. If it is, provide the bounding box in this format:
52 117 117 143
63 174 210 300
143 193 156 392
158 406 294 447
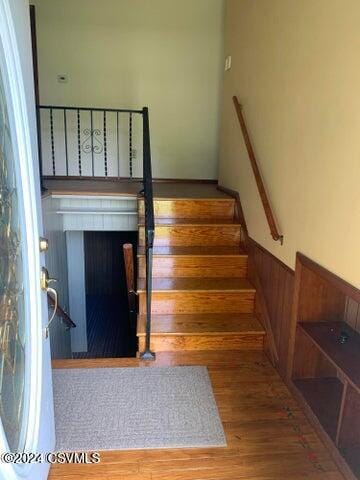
43 175 218 184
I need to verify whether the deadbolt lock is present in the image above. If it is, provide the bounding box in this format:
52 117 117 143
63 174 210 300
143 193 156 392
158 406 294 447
39 237 49 252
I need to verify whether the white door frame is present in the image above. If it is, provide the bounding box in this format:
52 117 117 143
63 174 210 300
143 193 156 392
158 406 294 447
0 1 54 478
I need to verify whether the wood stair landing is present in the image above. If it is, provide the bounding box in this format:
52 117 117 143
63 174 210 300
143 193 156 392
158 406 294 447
136 194 265 353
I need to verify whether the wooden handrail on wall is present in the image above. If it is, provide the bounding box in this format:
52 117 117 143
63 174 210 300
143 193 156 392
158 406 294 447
232 96 283 245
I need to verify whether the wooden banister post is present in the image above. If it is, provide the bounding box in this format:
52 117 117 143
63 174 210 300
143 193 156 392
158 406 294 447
123 243 136 313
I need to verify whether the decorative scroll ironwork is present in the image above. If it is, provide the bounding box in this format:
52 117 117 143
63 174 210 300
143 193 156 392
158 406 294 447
38 105 143 177
81 128 103 154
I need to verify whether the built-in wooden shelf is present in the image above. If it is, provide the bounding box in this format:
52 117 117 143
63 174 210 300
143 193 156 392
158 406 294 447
299 321 360 391
289 253 360 480
293 377 343 441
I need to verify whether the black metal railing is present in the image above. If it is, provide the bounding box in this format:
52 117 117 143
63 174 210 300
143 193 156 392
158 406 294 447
38 105 143 178
139 107 155 360
38 104 155 359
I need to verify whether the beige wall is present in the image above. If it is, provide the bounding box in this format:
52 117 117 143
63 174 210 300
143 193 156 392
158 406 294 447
219 0 360 287
32 0 224 179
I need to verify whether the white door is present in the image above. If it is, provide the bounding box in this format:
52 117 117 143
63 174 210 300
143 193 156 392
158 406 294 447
0 1 55 479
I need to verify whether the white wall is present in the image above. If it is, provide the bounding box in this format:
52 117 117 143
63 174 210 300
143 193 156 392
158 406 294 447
32 0 224 179
42 196 72 358
66 231 87 353
219 0 360 288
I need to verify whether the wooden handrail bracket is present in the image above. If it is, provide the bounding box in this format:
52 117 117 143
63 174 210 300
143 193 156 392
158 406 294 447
232 96 283 245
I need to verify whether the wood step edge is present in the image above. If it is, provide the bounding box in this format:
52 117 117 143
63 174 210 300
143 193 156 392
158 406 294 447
138 218 241 227
137 280 256 293
138 197 235 202
137 330 266 337
137 317 265 337
137 251 248 258
137 287 256 293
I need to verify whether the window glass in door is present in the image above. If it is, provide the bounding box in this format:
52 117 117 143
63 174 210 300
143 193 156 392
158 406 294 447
0 60 27 452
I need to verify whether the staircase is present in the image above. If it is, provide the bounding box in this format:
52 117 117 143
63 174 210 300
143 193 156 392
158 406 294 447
137 192 265 353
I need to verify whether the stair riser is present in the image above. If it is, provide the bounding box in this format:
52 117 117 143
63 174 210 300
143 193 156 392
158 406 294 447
138 199 235 219
138 255 248 278
138 291 255 314
139 225 241 247
138 334 264 352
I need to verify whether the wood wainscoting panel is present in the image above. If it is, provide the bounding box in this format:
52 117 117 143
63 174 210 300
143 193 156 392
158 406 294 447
246 238 295 379
245 240 359 380
344 297 360 334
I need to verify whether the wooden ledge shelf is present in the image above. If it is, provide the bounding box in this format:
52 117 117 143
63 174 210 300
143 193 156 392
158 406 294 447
299 321 360 392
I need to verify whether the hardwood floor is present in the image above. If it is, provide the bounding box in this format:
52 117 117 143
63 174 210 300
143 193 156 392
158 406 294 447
50 350 345 480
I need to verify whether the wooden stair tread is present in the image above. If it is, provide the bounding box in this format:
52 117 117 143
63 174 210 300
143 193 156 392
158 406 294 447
138 197 236 219
137 246 246 257
140 196 233 202
137 277 255 292
138 217 240 226
137 314 265 336
151 184 231 199
135 188 261 353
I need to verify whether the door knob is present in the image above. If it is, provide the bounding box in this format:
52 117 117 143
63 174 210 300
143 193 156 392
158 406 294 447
40 267 58 339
